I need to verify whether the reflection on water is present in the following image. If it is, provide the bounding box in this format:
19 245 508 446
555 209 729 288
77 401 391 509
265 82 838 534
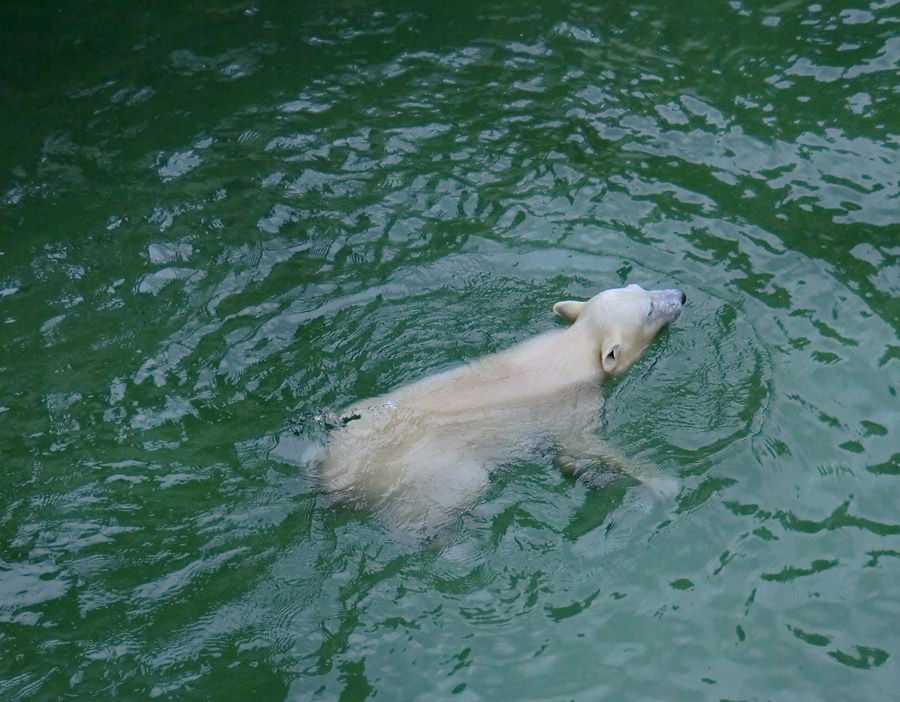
1 0 899 700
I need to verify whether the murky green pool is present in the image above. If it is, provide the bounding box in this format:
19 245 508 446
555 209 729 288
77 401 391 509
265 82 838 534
2 1 899 699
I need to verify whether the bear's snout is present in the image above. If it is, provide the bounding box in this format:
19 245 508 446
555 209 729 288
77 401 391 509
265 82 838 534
649 288 686 324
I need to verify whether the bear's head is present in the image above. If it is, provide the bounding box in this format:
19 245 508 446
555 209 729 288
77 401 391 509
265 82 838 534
553 283 686 376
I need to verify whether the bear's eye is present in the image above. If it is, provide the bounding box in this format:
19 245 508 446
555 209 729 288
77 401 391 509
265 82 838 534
646 301 654 317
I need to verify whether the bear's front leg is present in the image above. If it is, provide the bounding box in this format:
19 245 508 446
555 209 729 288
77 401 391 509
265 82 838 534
554 440 680 501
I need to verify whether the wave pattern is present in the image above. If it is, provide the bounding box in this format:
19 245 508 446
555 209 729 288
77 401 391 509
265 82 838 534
1 0 899 700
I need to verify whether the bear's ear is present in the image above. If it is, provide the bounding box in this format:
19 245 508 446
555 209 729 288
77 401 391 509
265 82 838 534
600 342 620 373
553 300 585 323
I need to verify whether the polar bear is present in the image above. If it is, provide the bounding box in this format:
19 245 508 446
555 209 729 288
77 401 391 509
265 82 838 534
319 283 686 535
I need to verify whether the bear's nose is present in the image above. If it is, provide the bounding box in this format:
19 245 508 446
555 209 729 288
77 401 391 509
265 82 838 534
678 290 687 305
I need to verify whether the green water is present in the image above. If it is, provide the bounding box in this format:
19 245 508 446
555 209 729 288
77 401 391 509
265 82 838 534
2 0 899 699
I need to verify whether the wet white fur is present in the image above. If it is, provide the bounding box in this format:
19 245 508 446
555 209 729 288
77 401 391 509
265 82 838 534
319 283 685 534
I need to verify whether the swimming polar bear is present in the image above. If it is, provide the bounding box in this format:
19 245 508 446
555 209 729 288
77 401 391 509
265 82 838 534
319 283 686 535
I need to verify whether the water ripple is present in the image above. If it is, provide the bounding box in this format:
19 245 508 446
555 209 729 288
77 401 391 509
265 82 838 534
2 0 900 699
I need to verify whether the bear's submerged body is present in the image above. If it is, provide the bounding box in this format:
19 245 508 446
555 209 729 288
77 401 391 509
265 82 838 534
319 284 686 535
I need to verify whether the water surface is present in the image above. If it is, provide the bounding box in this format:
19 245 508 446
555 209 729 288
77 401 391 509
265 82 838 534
2 1 899 700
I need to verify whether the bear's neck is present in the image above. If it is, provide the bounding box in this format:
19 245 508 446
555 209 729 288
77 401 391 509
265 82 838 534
498 324 605 387
555 323 606 382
